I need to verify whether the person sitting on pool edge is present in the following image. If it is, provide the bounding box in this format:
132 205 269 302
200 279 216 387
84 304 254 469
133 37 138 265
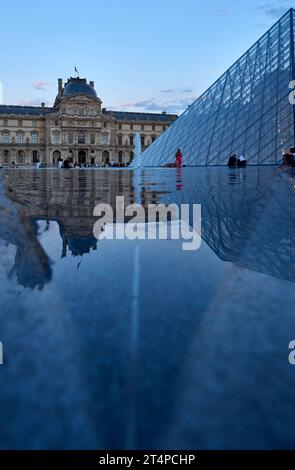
175 149 183 168
282 147 295 166
228 154 237 167
237 154 247 167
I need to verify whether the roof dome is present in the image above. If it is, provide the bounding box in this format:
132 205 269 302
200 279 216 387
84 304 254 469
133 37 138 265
62 77 97 99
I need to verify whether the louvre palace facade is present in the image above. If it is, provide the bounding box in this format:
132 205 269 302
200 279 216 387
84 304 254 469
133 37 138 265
0 77 177 166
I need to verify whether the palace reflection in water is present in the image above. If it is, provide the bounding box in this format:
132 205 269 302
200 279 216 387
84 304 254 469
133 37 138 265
0 167 295 289
1 167 295 450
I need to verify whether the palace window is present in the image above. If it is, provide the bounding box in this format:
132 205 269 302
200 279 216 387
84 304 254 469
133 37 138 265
17 132 24 144
101 133 109 145
55 120 58 126
78 131 85 144
103 122 108 128
152 135 156 143
152 124 155 131
129 135 134 146
2 131 9 144
52 132 60 144
141 124 144 131
68 132 74 144
141 135 145 146
118 134 123 145
118 124 122 130
32 120 37 127
3 119 8 126
130 124 133 130
90 133 95 144
18 119 23 127
31 132 38 144
163 126 166 131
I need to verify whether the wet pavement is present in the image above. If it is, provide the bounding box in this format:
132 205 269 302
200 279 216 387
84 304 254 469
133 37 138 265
0 166 295 449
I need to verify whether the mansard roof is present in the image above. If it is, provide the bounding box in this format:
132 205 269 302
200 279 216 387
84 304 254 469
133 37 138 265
104 110 177 122
0 105 177 122
0 105 54 116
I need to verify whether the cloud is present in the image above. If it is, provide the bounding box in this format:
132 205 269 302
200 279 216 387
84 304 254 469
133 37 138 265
160 89 174 93
255 2 289 19
181 88 193 93
32 81 52 91
121 96 195 114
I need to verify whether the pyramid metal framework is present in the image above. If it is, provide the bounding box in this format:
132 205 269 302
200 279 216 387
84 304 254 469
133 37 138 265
132 9 295 167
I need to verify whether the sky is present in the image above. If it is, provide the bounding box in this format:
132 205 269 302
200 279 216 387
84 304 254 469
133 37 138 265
0 0 294 114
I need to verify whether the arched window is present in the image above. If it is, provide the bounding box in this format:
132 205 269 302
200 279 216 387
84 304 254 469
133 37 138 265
2 150 10 163
17 150 25 164
118 151 124 163
78 150 86 164
32 150 39 163
53 150 61 162
102 150 110 164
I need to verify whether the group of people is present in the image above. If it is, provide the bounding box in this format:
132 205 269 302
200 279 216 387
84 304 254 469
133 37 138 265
5 147 295 170
55 158 129 169
57 158 91 169
168 149 249 168
228 154 247 167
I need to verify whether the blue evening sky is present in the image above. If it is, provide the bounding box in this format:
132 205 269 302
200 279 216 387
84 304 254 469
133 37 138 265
0 0 293 113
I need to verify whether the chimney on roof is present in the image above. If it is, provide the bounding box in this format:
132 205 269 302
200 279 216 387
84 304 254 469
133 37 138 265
58 78 63 95
89 81 94 88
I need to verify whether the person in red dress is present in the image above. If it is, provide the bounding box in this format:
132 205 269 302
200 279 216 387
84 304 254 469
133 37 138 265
175 149 183 168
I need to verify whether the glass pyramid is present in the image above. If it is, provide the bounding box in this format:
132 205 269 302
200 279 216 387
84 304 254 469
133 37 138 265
132 9 295 167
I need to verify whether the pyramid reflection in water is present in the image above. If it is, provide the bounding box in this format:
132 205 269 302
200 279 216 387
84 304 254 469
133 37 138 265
0 168 295 290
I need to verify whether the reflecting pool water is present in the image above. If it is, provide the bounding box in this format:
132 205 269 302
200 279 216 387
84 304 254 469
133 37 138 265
0 167 295 449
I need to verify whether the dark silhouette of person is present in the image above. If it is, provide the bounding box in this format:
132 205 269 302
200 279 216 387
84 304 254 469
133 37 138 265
228 154 237 167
